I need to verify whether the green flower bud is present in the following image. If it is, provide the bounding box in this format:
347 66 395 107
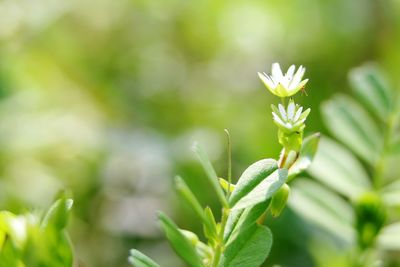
272 99 310 152
270 183 290 217
355 192 386 249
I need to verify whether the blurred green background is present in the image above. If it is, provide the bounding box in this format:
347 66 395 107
0 0 399 266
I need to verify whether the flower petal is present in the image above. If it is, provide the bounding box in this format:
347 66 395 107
289 66 305 89
272 63 284 81
286 65 295 79
278 104 287 120
293 106 303 121
287 100 295 121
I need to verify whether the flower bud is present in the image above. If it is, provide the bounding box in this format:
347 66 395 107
355 192 386 249
270 183 290 217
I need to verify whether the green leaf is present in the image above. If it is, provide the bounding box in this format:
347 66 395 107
388 138 400 155
289 179 355 244
308 137 371 199
41 197 73 230
288 132 320 181
224 200 270 244
192 143 229 208
229 159 278 208
321 94 382 164
378 223 400 250
231 167 287 210
175 176 205 222
381 180 400 206
203 207 218 242
349 64 393 122
220 225 272 267
158 212 203 267
128 249 160 267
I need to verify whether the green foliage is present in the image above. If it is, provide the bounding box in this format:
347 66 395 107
290 63 400 265
128 250 161 267
0 195 74 267
158 212 204 267
130 64 319 266
229 159 287 210
220 225 272 267
129 139 318 267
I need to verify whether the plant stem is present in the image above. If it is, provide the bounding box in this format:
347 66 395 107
224 129 232 199
212 207 230 267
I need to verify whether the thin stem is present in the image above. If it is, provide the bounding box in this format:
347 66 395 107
212 207 230 267
280 97 286 106
224 129 232 199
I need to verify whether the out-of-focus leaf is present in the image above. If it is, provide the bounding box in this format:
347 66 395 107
321 94 382 164
192 143 229 208
378 223 400 250
224 200 270 243
349 64 392 122
158 212 203 267
229 159 278 208
41 197 73 230
128 249 160 267
289 179 355 244
175 176 205 222
308 137 371 199
381 180 400 206
288 132 320 181
231 167 287 210
0 211 27 249
388 138 400 155
220 225 272 267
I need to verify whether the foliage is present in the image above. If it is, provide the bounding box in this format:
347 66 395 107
0 194 74 267
129 63 320 266
289 63 400 266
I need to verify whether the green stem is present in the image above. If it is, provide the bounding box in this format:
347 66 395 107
212 207 230 267
224 129 232 200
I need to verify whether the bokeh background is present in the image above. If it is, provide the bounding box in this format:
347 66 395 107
0 0 399 266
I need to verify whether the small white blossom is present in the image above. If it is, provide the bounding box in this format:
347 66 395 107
258 63 309 97
271 99 310 133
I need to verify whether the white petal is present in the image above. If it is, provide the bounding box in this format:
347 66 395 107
295 79 309 90
287 101 295 120
299 108 311 120
272 112 285 126
285 65 295 79
258 72 276 88
293 107 303 121
278 104 287 120
272 63 284 81
289 66 305 89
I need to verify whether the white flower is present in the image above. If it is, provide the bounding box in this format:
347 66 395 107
271 99 310 133
258 63 309 97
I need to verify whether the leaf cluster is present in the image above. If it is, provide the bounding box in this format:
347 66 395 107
290 63 400 265
0 194 74 267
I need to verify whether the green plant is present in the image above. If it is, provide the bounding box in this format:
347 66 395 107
289 63 400 266
0 194 74 267
129 63 320 267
